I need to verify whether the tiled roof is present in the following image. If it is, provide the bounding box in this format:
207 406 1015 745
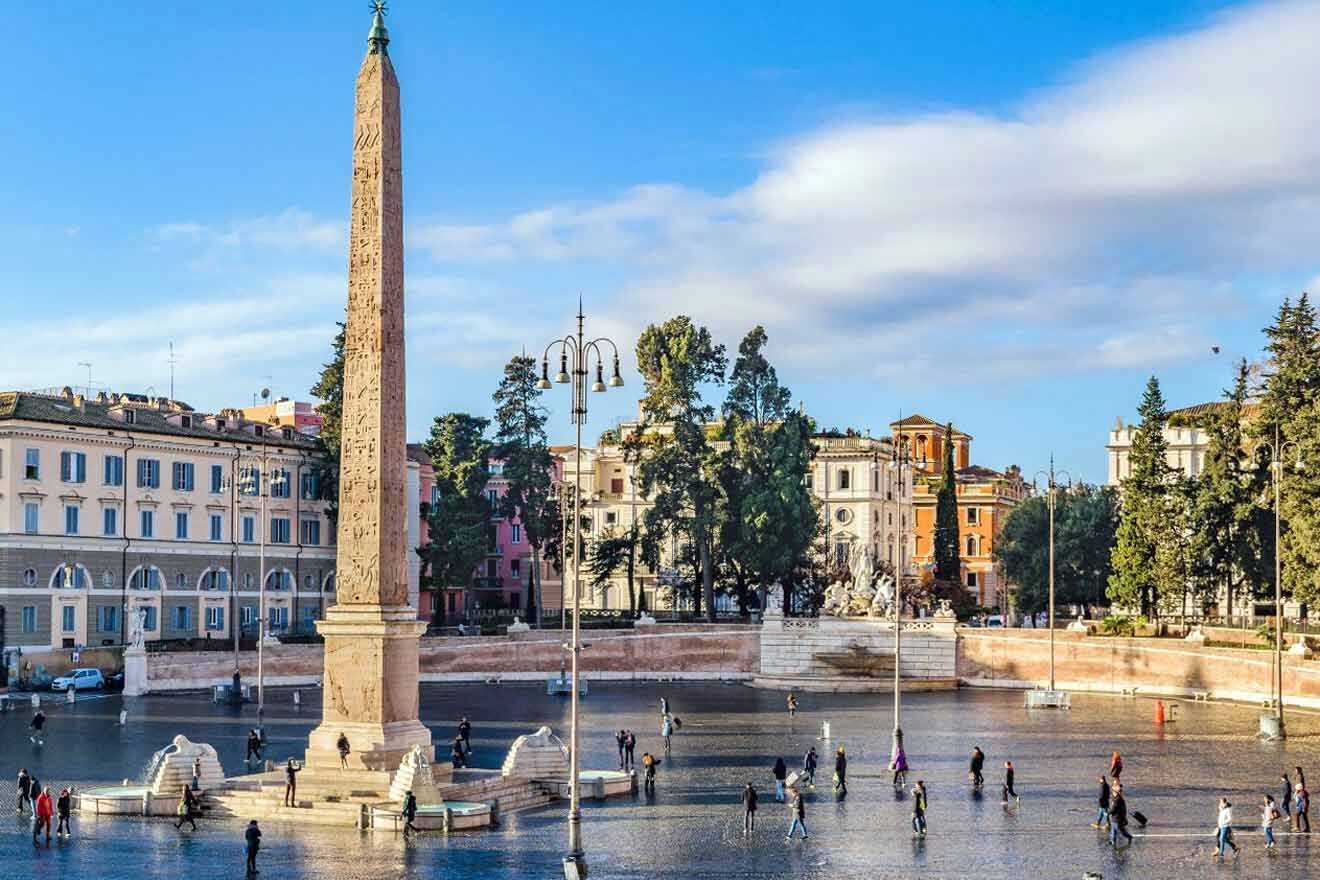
0 391 320 450
889 414 971 438
1166 401 1261 426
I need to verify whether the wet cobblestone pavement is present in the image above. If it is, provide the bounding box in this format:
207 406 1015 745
4 683 1320 879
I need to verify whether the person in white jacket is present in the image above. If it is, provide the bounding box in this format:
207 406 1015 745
1262 794 1281 850
1215 798 1240 860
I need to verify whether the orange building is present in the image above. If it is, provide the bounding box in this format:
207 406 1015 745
890 415 1029 610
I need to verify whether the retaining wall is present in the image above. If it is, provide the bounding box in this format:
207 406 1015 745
144 625 760 691
958 628 1320 709
756 613 957 689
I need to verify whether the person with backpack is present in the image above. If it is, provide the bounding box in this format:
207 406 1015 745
661 715 673 755
772 758 788 802
174 785 198 832
891 743 909 787
29 709 46 745
1091 775 1111 829
786 786 808 841
1214 797 1240 860
624 730 636 769
1262 794 1281 851
616 730 627 769
911 780 928 836
802 747 818 787
1280 772 1293 823
458 716 472 755
641 752 657 791
245 729 262 765
742 782 758 834
787 693 798 718
244 819 262 875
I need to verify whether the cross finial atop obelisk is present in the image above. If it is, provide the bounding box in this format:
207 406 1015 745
367 1 390 56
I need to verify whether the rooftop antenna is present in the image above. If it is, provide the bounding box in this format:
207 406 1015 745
167 342 178 401
77 362 93 398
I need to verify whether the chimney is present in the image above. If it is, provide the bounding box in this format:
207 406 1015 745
73 394 85 411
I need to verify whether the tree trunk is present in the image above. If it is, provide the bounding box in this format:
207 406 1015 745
531 545 543 627
626 541 636 615
700 535 716 623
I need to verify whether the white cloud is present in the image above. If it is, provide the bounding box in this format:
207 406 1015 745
152 209 343 252
405 0 1320 379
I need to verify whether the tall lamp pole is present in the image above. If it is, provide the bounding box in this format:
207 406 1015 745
1033 456 1070 693
240 450 286 729
888 428 911 762
538 304 624 880
1256 426 1302 740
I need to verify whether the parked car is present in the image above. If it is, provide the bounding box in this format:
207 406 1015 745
51 668 105 692
985 615 1005 628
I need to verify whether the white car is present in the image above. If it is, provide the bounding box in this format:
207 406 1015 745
51 668 105 692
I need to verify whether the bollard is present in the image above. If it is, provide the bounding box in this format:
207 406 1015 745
31 693 40 709
119 709 128 726
1154 701 1165 724
293 690 301 707
821 720 831 740
66 686 76 704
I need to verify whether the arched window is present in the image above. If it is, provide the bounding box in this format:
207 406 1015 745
198 568 230 591
128 565 163 590
966 535 977 556
23 567 39 587
49 563 90 589
264 569 294 591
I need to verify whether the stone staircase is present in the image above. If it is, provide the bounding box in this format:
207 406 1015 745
202 768 555 828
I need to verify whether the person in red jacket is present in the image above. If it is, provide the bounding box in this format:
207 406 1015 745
33 785 53 845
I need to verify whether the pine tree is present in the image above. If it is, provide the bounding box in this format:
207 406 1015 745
310 323 345 526
1257 294 1320 605
420 414 492 625
1108 376 1172 617
932 424 961 584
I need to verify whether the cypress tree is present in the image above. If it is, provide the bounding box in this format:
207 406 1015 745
933 423 961 584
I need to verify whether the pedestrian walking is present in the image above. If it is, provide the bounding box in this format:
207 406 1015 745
661 714 673 755
1109 750 1123 782
451 734 466 769
1001 761 1019 804
911 780 928 836
174 785 198 831
642 752 657 790
192 756 203 792
29 709 46 745
1214 797 1240 860
969 746 985 788
55 788 72 839
245 729 263 764
1091 775 1111 829
773 758 788 802
244 819 262 875
624 730 636 769
1263 794 1281 851
1297 765 1307 789
28 774 41 814
1296 782 1310 833
891 744 909 787
786 787 808 841
616 730 627 768
1280 773 1293 821
33 786 53 845
458 716 472 754
403 790 419 837
802 747 818 787
337 732 351 770
16 768 32 814
1109 789 1133 847
660 696 669 717
742 782 758 834
283 758 302 807
787 693 798 718
833 746 848 797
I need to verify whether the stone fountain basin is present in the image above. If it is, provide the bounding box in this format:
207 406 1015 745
539 769 633 800
368 800 492 833
77 785 177 816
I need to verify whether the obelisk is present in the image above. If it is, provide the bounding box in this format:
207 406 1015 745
305 5 433 770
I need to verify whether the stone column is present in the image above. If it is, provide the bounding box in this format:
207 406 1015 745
305 9 432 771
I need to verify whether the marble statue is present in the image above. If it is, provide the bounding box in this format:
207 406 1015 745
127 608 148 650
870 573 895 618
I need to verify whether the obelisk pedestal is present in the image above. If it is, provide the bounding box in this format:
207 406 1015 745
304 6 432 772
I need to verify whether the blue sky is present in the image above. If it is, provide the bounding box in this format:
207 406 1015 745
6 1 1320 484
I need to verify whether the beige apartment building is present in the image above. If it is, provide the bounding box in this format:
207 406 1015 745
555 418 913 612
0 388 336 650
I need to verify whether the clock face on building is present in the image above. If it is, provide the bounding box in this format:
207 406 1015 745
834 508 852 525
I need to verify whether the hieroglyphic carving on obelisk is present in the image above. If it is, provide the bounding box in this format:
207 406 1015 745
337 4 408 609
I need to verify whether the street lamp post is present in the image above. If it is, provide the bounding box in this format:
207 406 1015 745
888 430 911 763
239 450 287 729
1256 425 1302 740
537 304 624 880
1033 456 1071 695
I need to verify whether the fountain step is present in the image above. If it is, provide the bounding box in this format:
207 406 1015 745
204 800 368 827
